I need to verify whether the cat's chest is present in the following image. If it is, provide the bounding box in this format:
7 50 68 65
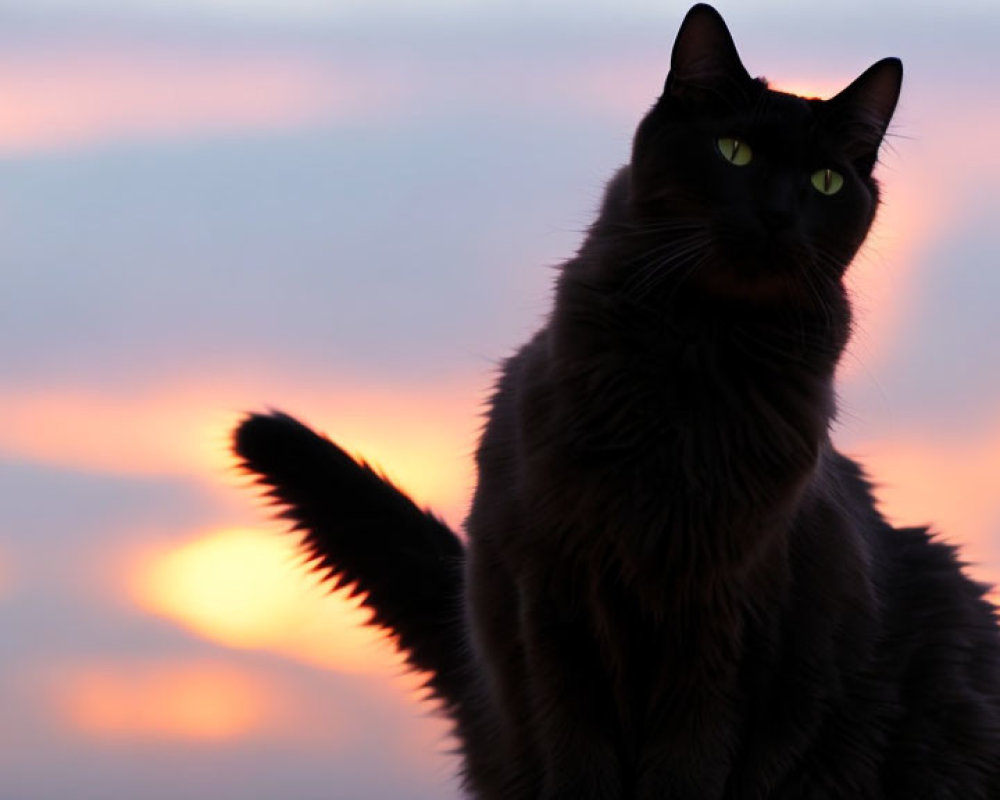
533 341 811 459
521 401 803 532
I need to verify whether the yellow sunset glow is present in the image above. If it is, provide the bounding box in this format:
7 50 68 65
133 528 404 675
61 660 271 741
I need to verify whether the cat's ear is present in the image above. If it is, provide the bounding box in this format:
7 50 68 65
666 4 751 101
826 57 903 174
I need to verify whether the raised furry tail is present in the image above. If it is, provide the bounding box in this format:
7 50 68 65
233 411 467 710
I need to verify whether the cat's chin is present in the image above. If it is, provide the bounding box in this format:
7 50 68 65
692 260 816 306
663 231 830 307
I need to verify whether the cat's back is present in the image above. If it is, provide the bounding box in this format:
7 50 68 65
829 450 1000 682
822 451 1000 793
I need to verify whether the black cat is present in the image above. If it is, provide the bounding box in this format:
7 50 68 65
234 5 1000 797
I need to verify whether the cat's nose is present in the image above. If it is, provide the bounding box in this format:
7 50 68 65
760 179 798 234
761 206 795 235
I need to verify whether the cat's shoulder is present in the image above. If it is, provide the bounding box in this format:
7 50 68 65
822 447 998 651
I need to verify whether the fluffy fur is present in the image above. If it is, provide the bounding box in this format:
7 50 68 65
234 5 1000 797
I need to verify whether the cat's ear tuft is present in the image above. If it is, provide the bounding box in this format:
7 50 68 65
667 4 751 96
828 57 903 173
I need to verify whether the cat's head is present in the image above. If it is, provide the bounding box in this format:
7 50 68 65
624 4 901 308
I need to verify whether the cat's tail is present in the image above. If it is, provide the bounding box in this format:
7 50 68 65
232 411 467 710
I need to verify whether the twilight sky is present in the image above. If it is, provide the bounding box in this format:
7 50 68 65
1 1 999 798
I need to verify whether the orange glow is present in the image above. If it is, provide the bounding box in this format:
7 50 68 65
841 172 933 376
0 48 402 155
132 527 404 675
0 371 479 525
856 425 1000 596
766 76 851 101
60 660 272 741
844 102 1000 375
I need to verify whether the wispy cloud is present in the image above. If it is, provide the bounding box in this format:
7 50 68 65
55 658 281 742
0 373 479 523
0 46 404 156
7 652 461 798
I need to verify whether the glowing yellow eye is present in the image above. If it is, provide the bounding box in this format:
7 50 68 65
811 168 844 195
717 137 752 166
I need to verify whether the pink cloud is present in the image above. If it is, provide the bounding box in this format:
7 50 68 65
0 369 480 525
0 46 405 156
23 654 458 783
53 658 283 743
34 656 405 753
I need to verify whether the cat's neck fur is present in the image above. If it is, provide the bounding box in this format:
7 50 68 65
530 166 854 614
